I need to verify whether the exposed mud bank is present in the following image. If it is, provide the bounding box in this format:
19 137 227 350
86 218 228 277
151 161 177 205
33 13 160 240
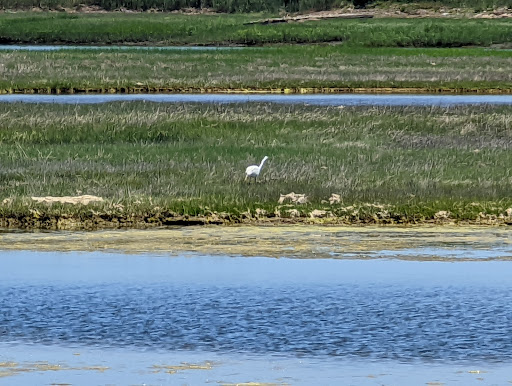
0 213 215 230
1 211 512 230
2 86 512 95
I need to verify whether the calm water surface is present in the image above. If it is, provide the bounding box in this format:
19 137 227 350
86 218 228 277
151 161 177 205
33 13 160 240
0 44 244 51
0 245 511 385
1 93 512 106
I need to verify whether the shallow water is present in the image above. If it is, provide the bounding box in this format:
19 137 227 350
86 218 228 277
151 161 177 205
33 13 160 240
0 44 244 51
1 225 511 261
3 343 511 386
1 227 512 384
1 93 512 106
1 344 510 386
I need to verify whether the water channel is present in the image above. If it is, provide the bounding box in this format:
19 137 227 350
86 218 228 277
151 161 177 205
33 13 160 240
0 226 511 385
0 45 245 51
1 93 512 106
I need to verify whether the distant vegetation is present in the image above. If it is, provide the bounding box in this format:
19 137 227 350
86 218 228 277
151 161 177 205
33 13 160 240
0 0 510 12
0 13 511 47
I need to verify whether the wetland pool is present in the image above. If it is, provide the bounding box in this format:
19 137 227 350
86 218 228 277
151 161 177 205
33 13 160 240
1 227 512 385
0 45 246 51
1 93 512 106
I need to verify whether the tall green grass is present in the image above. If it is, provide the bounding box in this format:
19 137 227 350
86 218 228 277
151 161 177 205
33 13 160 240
1 45 511 92
1 102 512 219
0 13 511 47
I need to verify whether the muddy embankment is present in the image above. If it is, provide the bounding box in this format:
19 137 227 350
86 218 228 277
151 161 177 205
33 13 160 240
2 197 512 231
2 209 512 231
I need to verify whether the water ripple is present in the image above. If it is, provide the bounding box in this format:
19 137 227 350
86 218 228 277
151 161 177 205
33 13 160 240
1 94 511 106
1 281 511 361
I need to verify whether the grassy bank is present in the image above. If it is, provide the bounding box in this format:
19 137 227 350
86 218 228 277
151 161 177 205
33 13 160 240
1 102 512 229
0 13 511 47
1 46 511 94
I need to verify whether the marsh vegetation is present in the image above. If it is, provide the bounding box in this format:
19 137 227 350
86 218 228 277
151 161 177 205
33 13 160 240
0 13 511 47
1 102 512 228
1 46 511 94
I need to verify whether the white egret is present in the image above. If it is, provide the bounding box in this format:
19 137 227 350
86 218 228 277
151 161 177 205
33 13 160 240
245 156 268 182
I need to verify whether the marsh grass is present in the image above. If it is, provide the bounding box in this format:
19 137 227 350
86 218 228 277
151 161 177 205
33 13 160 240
1 46 511 93
0 13 511 47
1 102 512 227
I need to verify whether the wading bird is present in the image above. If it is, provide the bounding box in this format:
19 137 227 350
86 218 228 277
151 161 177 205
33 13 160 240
245 156 268 182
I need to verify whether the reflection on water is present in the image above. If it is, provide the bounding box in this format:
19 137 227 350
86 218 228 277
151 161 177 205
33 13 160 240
1 93 512 106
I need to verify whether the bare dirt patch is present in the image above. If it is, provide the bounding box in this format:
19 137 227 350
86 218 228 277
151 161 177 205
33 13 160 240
31 195 104 205
285 6 512 20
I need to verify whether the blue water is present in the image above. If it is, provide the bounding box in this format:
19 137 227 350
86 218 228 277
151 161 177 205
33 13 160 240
0 250 511 385
0 44 244 51
1 93 512 106
1 251 511 363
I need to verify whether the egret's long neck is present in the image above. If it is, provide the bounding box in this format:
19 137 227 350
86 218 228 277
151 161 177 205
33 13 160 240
259 158 267 169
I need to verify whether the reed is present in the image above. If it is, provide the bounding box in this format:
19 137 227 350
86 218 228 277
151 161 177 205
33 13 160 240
1 102 512 227
1 46 511 93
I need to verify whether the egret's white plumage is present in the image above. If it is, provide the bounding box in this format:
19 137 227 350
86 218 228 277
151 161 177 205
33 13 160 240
245 156 268 181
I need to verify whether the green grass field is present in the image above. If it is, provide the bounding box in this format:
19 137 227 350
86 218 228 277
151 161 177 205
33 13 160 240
1 102 511 228
0 13 511 47
2 46 511 93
